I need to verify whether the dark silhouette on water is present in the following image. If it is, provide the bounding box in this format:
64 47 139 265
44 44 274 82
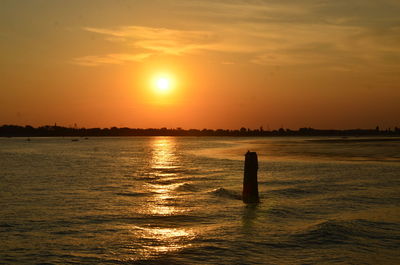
1 124 400 137
243 151 260 203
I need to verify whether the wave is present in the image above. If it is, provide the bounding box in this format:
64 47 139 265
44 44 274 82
269 187 318 198
132 257 186 265
267 207 305 219
137 214 209 225
260 179 311 186
308 138 400 143
174 183 198 192
0 223 14 228
208 187 241 200
147 175 218 185
319 195 400 213
115 191 151 197
290 219 400 247
151 167 193 175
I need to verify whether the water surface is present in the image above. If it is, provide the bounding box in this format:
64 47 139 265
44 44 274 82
1 137 399 264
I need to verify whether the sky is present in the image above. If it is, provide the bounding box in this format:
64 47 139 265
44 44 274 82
1 0 399 130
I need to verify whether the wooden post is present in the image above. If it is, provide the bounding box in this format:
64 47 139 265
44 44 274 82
242 151 260 203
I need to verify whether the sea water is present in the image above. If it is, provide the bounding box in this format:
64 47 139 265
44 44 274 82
0 137 399 264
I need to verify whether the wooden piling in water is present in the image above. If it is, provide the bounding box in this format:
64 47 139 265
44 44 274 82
242 151 260 203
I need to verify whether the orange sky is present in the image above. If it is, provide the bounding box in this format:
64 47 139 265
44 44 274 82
1 0 399 129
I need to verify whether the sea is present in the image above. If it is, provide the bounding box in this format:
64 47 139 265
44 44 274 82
0 136 399 265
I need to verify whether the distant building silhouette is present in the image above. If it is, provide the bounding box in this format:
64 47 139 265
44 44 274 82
0 124 399 137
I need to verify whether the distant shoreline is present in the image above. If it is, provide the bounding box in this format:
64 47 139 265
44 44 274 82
1 125 399 137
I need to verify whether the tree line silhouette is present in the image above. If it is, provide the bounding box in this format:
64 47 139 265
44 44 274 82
1 124 399 137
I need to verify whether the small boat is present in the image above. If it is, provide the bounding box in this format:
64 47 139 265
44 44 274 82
71 139 79 142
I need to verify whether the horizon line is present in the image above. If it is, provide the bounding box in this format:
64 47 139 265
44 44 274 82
1 124 398 132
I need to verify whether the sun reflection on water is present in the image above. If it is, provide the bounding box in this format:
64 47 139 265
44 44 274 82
135 137 194 258
129 225 195 259
141 137 183 216
151 137 178 171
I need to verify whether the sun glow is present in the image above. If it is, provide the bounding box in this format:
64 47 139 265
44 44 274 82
153 74 174 94
156 78 170 91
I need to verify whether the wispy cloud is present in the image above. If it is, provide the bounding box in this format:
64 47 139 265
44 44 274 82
73 53 151 66
176 0 400 70
84 26 217 55
73 25 219 66
73 0 400 71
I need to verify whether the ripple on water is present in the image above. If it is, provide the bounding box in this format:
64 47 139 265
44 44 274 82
115 191 153 197
289 219 400 248
208 188 241 200
1 137 399 265
174 183 199 192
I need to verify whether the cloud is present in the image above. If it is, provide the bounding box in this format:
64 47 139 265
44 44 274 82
175 0 400 69
73 0 400 71
73 25 219 66
84 26 217 55
72 53 151 66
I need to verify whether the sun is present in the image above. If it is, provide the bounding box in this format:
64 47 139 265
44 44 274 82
156 77 170 92
153 74 174 94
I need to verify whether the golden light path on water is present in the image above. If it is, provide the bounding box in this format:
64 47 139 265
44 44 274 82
149 137 180 215
133 137 195 258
